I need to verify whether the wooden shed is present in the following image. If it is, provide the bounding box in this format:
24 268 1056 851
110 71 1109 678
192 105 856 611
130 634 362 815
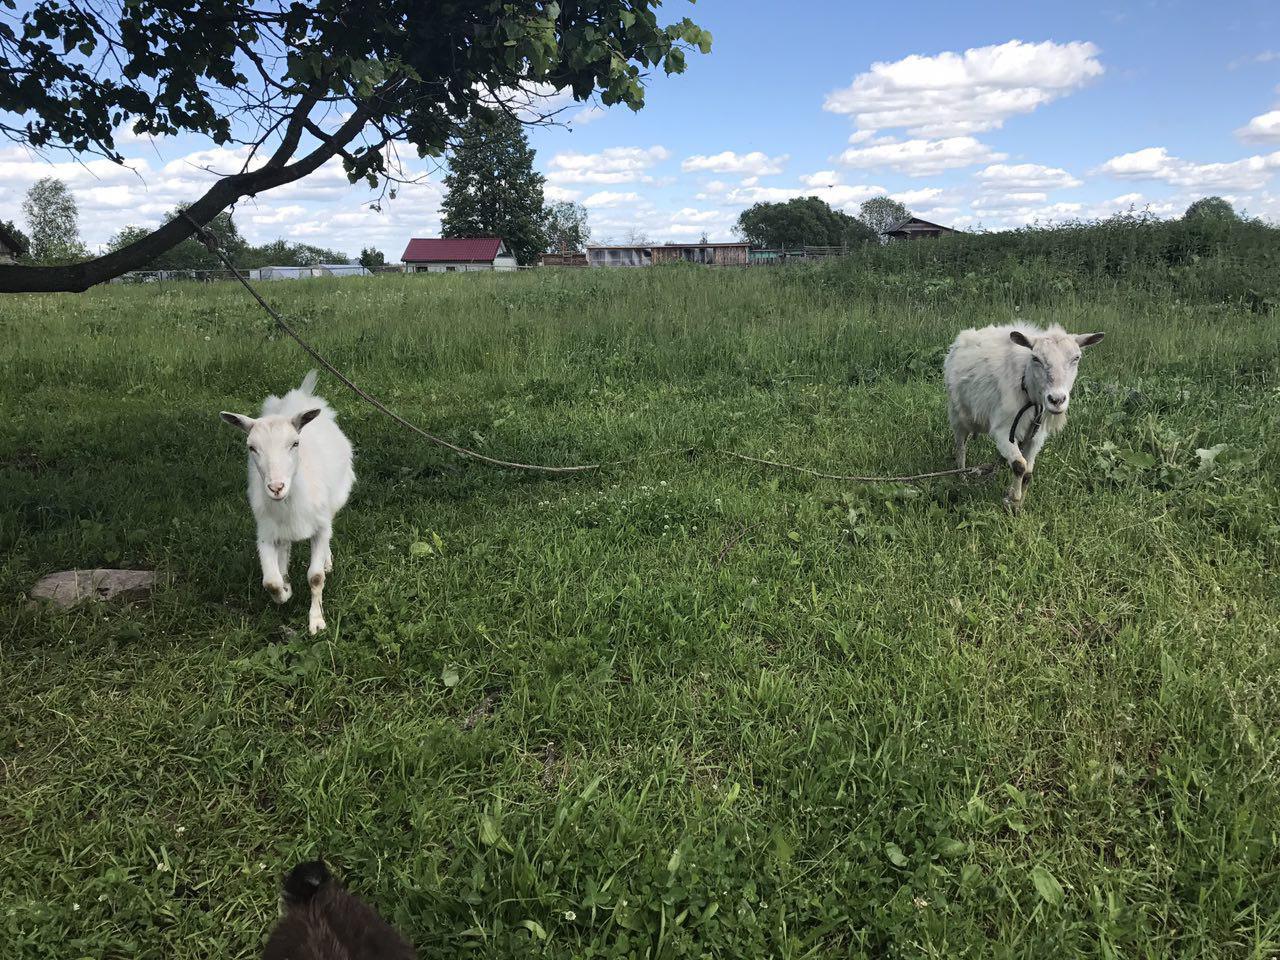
587 242 751 267
881 217 956 241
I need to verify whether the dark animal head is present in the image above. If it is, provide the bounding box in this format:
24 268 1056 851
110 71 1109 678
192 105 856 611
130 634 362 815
263 859 416 960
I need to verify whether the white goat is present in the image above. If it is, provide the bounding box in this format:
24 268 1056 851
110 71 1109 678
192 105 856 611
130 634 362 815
944 323 1104 510
221 371 355 633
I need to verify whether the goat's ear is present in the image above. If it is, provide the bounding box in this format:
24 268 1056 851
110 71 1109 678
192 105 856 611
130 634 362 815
1009 330 1034 349
220 412 254 433
1075 332 1105 349
292 408 322 431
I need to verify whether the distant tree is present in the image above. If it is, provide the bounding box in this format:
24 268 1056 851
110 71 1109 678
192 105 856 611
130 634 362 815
359 247 386 268
23 177 87 263
243 240 350 268
441 112 546 266
858 196 911 239
107 209 246 270
1 219 30 259
544 201 590 253
1183 196 1238 222
734 196 876 248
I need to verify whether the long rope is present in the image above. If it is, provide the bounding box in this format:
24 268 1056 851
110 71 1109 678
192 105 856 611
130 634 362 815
183 212 686 474
180 211 997 483
715 449 995 483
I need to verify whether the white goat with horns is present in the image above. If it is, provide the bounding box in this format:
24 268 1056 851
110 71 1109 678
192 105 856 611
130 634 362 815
221 371 355 633
944 323 1105 511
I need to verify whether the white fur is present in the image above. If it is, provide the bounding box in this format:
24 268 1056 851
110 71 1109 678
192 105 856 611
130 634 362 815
944 322 1103 510
221 371 355 633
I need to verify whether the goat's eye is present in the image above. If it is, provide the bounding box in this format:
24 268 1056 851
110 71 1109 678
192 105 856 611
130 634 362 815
248 445 258 454
1071 356 1080 365
291 441 300 449
1032 356 1044 366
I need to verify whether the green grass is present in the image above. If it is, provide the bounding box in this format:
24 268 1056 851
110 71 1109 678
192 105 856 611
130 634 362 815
2 264 1279 959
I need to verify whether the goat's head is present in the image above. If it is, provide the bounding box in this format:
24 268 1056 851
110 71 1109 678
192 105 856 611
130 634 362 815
1010 327 1105 415
220 409 321 501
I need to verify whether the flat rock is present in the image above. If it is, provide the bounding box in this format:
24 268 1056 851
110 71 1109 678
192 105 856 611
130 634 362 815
31 569 157 609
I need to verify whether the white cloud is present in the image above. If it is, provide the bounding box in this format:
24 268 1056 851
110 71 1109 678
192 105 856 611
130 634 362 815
544 185 582 202
800 170 842 187
890 187 945 206
848 130 878 144
839 136 1005 176
569 104 607 127
681 150 788 176
547 146 670 184
975 162 1082 189
1229 50 1280 70
1238 110 1280 143
668 207 727 223
1097 146 1280 190
583 190 641 207
823 39 1104 137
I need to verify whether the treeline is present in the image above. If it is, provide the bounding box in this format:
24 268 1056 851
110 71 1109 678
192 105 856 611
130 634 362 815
106 212 354 271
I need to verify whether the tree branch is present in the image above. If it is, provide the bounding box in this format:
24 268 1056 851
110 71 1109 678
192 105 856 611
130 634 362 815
0 107 370 293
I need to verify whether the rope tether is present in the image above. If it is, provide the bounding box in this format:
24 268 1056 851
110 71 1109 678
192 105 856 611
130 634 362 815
180 211 995 483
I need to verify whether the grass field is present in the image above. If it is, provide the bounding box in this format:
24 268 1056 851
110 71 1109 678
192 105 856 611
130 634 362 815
3 257 1280 958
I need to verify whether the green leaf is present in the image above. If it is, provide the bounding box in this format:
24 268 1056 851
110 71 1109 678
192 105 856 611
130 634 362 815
884 842 908 868
518 919 547 940
442 665 460 688
1030 865 1065 907
479 814 509 850
935 838 967 859
667 845 683 873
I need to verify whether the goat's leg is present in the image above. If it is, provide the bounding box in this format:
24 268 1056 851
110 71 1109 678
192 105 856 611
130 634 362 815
953 424 970 470
307 526 332 634
276 541 292 593
258 539 292 603
992 431 1028 510
1018 426 1049 504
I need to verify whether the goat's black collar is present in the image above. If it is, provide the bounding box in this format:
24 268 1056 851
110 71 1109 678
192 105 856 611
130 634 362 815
1010 374 1043 445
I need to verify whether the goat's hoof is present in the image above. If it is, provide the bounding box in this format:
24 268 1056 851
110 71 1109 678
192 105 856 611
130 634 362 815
1003 496 1024 515
264 580 291 603
324 555 333 573
308 615 326 635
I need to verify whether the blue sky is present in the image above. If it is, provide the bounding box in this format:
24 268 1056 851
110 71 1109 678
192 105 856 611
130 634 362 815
2 0 1278 257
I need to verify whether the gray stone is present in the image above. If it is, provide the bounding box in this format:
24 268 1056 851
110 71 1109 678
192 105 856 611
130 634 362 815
31 569 157 608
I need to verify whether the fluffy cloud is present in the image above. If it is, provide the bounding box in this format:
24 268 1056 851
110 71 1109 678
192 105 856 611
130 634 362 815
583 190 641 207
1238 110 1280 143
969 191 1178 227
544 185 582 202
975 162 1082 189
889 187 945 207
823 39 1103 137
800 170 842 187
838 136 1005 176
681 150 788 176
546 146 670 184
1097 146 1280 190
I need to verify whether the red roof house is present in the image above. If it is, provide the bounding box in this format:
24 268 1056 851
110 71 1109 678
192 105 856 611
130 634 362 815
400 237 518 272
